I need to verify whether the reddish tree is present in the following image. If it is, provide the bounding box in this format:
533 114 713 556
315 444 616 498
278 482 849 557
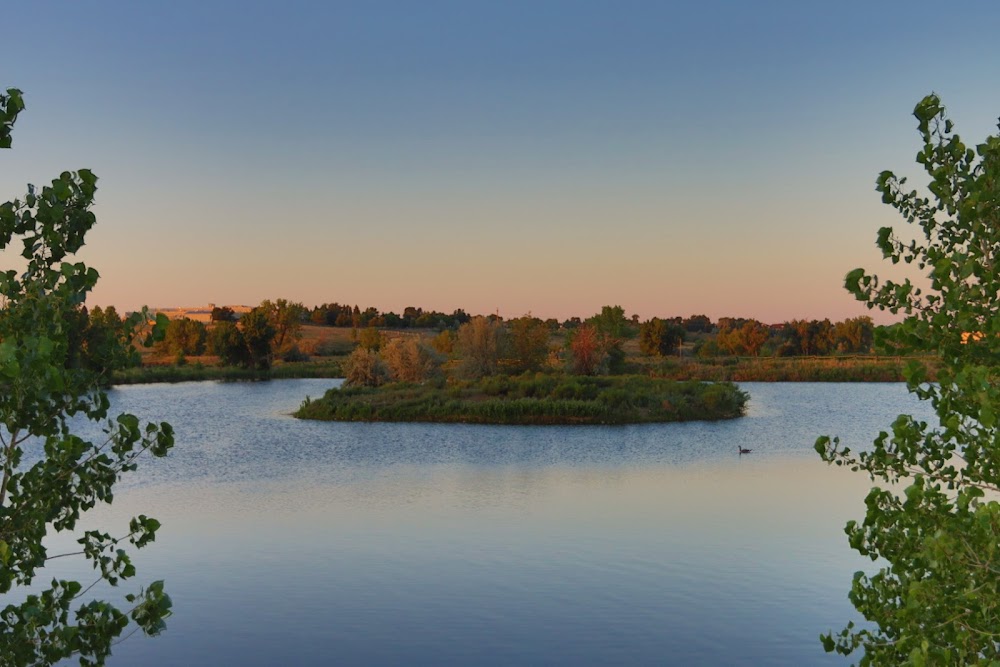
569 324 603 375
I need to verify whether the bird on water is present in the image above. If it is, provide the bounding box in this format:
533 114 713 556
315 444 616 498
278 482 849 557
738 445 752 455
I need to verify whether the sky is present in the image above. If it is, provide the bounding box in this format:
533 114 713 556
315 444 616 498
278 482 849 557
3 1 1000 323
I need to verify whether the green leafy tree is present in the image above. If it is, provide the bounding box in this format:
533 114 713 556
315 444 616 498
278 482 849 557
507 315 551 372
0 87 174 665
240 307 275 371
259 299 305 356
81 305 138 378
210 305 236 322
163 317 207 357
817 94 1000 664
209 321 249 367
588 305 631 339
639 318 685 356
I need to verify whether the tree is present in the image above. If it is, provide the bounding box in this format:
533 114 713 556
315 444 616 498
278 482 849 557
639 318 685 356
718 319 769 358
456 316 505 378
82 305 138 377
210 306 236 322
431 329 456 355
209 321 249 367
682 314 713 333
817 94 1000 664
507 315 551 372
342 347 388 387
259 299 305 356
833 316 874 354
163 317 207 357
589 305 630 339
382 337 441 383
739 320 770 357
357 327 382 352
0 87 173 665
568 323 605 375
240 307 276 370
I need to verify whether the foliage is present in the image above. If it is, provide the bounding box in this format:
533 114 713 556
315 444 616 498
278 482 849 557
817 94 1000 664
162 317 207 357
507 315 551 372
208 321 248 367
568 323 606 375
456 316 505 378
356 326 382 352
717 319 769 357
209 306 236 322
259 299 305 356
0 88 23 149
296 373 748 425
588 305 631 339
240 307 276 371
381 337 441 383
639 317 685 356
0 88 173 665
682 314 713 333
833 316 875 354
430 329 455 355
342 347 388 387
77 305 139 378
781 318 834 356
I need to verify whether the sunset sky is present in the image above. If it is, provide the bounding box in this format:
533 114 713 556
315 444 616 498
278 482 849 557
3 1 1000 323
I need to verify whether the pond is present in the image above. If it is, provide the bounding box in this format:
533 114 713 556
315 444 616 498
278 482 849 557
41 380 933 665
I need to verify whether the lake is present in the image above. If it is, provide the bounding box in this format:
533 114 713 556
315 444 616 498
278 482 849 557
41 380 933 665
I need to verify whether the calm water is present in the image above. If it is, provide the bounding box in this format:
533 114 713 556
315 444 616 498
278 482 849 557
39 380 933 666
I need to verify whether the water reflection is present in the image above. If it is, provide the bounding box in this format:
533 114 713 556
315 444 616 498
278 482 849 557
46 380 932 666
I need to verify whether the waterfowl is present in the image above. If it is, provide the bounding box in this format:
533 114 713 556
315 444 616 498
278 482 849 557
738 445 752 455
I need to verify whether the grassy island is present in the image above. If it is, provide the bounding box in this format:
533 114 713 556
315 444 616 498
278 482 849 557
294 374 748 425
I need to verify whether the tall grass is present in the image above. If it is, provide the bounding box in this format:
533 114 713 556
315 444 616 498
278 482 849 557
112 359 343 384
649 356 935 382
295 373 748 425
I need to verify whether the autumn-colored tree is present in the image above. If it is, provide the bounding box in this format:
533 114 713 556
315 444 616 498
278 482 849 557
357 326 382 351
382 337 441 383
457 316 505 378
343 347 388 387
569 323 605 375
739 320 769 357
431 329 456 355
716 324 744 355
508 315 551 372
833 316 874 353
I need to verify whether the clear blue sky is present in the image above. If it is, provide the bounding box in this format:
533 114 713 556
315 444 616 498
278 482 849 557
3 1 1000 322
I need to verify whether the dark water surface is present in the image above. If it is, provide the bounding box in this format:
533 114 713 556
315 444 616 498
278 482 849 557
43 380 932 665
